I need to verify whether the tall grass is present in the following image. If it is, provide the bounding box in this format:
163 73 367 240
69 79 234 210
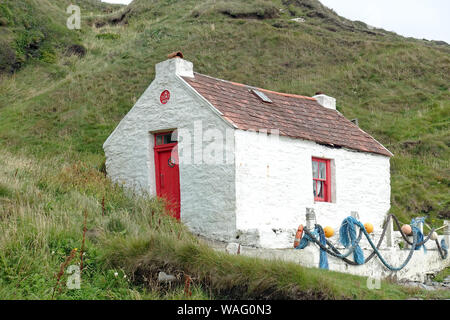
0 150 201 299
0 150 448 299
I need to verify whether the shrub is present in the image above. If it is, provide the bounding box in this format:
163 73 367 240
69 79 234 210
14 30 45 58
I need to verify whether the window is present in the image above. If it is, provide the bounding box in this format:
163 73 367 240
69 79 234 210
155 132 176 146
250 89 273 103
312 157 331 202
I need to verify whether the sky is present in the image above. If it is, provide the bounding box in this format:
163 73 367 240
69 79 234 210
101 0 450 43
319 0 450 43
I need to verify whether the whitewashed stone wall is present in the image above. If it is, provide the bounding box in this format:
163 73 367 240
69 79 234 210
234 130 391 249
104 58 391 249
103 59 237 241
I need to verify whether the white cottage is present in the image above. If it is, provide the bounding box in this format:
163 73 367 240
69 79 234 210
103 53 393 249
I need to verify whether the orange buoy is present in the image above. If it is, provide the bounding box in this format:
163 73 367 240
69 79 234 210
364 223 374 234
401 224 412 236
294 225 304 248
324 226 334 238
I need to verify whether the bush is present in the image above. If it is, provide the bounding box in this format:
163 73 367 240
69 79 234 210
14 30 45 58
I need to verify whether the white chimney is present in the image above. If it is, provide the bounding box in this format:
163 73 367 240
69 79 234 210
313 94 336 110
155 51 194 79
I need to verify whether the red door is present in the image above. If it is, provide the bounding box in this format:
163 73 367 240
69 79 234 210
154 132 180 219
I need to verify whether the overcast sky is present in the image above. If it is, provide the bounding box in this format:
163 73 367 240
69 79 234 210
102 0 450 43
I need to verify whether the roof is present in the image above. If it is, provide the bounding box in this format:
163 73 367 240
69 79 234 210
182 72 392 157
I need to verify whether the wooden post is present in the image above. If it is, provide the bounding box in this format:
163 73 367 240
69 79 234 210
305 208 316 230
444 220 450 248
385 216 394 248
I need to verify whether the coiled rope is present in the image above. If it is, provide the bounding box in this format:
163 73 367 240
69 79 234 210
296 225 329 269
411 217 426 253
296 214 448 271
339 217 365 265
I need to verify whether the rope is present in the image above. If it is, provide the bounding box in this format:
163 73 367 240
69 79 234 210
302 214 394 266
316 225 329 270
326 214 443 265
411 217 426 253
390 214 434 246
295 225 329 269
339 217 365 265
436 239 448 259
296 213 447 272
359 222 418 271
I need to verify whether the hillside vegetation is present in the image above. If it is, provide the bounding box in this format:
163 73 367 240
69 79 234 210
0 0 449 299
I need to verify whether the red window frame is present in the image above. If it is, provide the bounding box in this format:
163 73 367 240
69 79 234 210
312 157 331 202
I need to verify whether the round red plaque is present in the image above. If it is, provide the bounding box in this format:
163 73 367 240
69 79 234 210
160 90 170 104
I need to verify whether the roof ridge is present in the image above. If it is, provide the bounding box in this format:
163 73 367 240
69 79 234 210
193 72 316 101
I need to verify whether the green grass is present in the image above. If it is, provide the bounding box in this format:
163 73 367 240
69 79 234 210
0 0 449 299
434 267 450 283
0 150 447 300
95 33 121 40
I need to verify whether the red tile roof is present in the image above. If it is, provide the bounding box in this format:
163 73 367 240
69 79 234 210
182 73 392 157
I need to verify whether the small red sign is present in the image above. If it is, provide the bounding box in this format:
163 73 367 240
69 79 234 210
160 90 170 104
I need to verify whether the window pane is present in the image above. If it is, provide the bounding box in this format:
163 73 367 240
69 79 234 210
156 132 176 145
317 181 323 198
163 134 172 144
313 180 317 197
312 161 318 178
156 135 163 145
319 162 326 179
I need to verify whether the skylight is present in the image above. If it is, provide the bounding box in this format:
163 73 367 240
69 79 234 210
250 89 273 103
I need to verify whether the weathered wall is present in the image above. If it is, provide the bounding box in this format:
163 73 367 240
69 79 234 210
234 130 391 248
103 59 237 241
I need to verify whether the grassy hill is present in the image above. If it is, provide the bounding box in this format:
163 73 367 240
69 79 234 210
0 0 119 73
0 0 449 299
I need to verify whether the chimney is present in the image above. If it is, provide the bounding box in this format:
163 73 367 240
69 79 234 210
313 93 336 110
155 51 194 79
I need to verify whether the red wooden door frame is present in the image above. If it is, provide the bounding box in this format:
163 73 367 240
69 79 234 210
154 132 180 219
